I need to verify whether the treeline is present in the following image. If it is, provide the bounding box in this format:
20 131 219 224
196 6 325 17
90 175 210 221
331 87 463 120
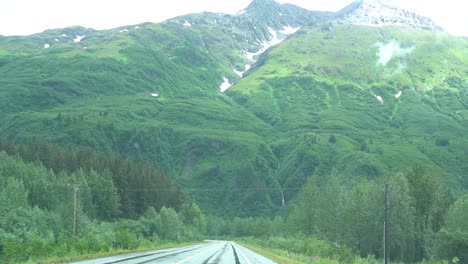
204 168 468 263
0 150 205 263
0 138 182 219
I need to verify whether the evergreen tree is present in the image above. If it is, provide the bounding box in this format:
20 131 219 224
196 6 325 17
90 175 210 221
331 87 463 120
433 195 468 262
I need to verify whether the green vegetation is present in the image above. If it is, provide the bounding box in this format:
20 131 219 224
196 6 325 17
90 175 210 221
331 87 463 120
0 1 467 262
2 143 466 262
201 168 466 263
229 24 468 197
0 11 466 218
0 143 205 263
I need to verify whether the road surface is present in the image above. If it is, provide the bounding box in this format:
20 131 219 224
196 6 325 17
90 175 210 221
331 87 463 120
70 240 277 264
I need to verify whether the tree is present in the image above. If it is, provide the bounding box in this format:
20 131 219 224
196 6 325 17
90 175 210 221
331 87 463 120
404 165 437 261
433 195 468 262
157 207 184 240
0 178 29 222
291 177 319 235
313 174 345 242
88 169 120 220
342 180 382 257
181 203 207 235
387 173 417 262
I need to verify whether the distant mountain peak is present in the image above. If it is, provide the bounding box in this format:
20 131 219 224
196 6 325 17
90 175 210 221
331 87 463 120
361 0 393 4
246 0 278 10
338 0 444 31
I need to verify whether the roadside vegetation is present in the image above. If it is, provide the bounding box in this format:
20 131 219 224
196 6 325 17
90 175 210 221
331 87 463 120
1 139 467 263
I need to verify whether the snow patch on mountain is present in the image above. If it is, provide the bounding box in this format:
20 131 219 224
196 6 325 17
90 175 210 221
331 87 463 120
395 90 402 99
233 69 243 77
376 40 415 66
244 50 261 62
219 77 232 92
244 26 298 62
279 26 300 35
374 94 384 103
73 35 85 43
233 64 252 78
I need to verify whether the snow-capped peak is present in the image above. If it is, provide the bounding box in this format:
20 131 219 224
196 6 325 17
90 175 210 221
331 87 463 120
339 0 443 32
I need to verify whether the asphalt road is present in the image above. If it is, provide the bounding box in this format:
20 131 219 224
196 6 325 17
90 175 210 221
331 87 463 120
70 240 277 264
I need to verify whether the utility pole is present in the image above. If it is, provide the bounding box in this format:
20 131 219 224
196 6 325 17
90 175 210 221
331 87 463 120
73 184 79 237
384 184 389 264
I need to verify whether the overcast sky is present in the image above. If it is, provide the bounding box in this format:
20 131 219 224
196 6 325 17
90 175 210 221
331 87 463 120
0 0 466 36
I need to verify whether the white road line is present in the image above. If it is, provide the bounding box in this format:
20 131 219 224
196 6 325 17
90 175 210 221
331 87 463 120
174 244 218 264
233 244 251 264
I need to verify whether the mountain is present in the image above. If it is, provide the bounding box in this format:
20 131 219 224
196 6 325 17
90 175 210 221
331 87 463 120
228 23 467 199
0 0 466 217
0 0 328 217
337 0 444 31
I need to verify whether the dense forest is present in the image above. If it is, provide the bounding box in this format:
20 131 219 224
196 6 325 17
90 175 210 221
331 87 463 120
1 139 467 263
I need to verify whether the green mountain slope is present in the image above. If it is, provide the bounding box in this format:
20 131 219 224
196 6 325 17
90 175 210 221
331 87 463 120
229 23 468 200
0 0 467 217
0 0 329 216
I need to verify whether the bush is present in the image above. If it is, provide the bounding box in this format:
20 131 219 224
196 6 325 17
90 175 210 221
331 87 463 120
114 229 139 250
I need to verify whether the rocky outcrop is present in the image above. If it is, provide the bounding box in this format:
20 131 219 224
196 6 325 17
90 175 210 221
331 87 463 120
337 0 444 31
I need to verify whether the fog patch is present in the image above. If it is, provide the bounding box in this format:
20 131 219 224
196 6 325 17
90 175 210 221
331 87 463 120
376 40 415 66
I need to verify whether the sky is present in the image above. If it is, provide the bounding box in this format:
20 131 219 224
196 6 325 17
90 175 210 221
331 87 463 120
0 0 466 37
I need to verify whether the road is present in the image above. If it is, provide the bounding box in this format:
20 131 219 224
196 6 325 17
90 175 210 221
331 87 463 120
70 240 277 264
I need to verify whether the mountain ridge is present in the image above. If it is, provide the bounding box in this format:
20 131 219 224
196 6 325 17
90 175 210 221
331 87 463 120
0 0 466 217
337 0 444 31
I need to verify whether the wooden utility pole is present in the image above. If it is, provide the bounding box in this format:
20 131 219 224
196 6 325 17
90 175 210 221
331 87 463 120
384 184 389 264
73 185 79 237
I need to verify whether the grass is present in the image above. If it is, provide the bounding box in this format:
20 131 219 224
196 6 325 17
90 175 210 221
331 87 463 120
238 241 308 263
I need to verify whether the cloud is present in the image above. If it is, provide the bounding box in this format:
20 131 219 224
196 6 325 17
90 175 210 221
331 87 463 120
376 40 415 66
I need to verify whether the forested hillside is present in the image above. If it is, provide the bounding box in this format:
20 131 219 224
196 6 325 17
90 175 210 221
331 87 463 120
229 24 468 199
0 1 466 217
1 144 467 263
0 0 467 262
0 0 329 216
